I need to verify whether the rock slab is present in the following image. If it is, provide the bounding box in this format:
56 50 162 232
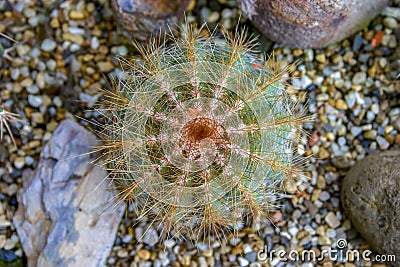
341 150 400 263
13 119 125 267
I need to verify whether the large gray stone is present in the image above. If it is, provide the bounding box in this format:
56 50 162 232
110 0 190 42
13 119 125 267
341 150 400 264
238 0 389 48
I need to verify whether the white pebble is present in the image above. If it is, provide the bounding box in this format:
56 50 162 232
41 38 57 52
28 94 43 108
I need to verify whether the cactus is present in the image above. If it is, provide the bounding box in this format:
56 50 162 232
0 105 23 148
93 25 309 242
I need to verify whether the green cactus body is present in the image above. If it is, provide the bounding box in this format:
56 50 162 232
98 26 305 241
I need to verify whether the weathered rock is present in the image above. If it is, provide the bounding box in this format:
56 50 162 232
341 150 400 263
110 0 190 42
238 0 389 48
13 119 125 267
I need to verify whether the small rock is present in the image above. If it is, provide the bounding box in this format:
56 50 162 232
238 256 249 267
31 113 45 124
208 11 220 23
41 38 57 52
352 72 367 84
137 249 151 260
62 33 84 45
138 227 159 247
318 147 329 159
117 249 128 258
301 74 313 90
363 130 377 140
335 99 348 110
28 95 43 108
69 10 85 20
14 157 25 169
382 7 400 20
325 212 340 229
350 126 362 136
376 135 390 150
97 61 114 72
315 53 326 63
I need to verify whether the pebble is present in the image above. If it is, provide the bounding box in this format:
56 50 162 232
382 7 400 20
28 95 43 108
352 34 364 51
91 36 100 50
122 234 132 243
315 53 326 63
31 112 45 124
335 99 347 110
62 33 84 45
301 74 313 89
376 135 390 150
26 85 39 94
14 157 25 169
97 61 114 72
350 126 362 136
41 38 57 52
363 130 377 140
238 256 249 267
325 212 340 229
117 249 128 258
352 72 367 84
10 68 20 81
208 11 220 23
345 92 357 109
69 10 85 20
137 249 151 260
21 78 33 87
139 227 159 247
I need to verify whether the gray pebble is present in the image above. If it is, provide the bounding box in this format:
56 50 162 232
41 38 57 52
304 49 314 61
352 72 367 84
10 68 20 81
91 36 100 50
26 85 39 94
320 191 330 201
350 126 362 136
353 34 364 51
376 135 390 150
238 256 249 267
28 95 43 108
140 227 159 247
301 74 313 89
25 156 35 166
382 7 400 20
200 7 211 22
122 234 132 243
345 92 357 109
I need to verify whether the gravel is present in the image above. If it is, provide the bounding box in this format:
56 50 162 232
0 0 399 266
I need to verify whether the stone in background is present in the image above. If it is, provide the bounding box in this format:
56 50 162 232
341 150 400 264
13 119 125 267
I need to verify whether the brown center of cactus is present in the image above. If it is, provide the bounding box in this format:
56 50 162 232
179 117 228 161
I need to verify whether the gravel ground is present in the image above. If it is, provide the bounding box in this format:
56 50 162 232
0 0 399 266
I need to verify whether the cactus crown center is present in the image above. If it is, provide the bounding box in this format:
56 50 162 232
179 117 228 161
